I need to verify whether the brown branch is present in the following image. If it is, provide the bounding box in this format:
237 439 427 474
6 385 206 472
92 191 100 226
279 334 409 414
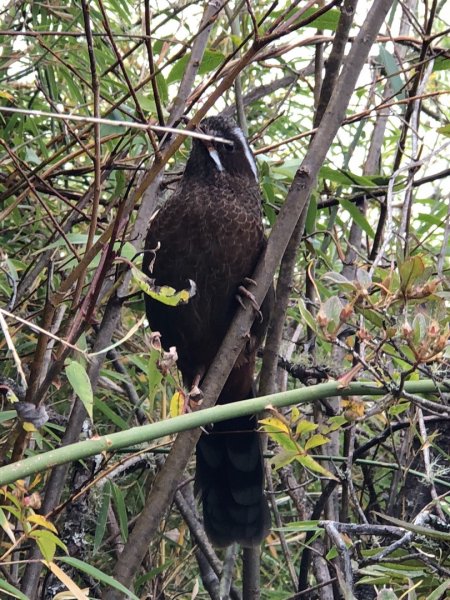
19 2 228 596
106 1 394 595
143 0 165 127
79 0 102 275
315 0 358 126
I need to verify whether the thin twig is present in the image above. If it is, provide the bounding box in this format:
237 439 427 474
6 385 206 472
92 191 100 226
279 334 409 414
0 106 234 145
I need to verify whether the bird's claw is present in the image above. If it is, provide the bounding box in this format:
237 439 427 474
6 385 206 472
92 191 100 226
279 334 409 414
236 285 263 322
187 385 204 411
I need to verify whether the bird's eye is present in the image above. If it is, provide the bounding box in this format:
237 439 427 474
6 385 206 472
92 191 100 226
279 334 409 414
223 141 234 152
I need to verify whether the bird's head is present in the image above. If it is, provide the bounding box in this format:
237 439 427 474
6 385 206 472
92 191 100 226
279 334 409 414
185 116 258 182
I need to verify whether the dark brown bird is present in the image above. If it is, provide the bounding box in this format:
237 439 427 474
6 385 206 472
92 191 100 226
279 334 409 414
143 116 271 547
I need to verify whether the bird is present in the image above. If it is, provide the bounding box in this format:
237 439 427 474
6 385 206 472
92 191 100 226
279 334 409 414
143 115 272 547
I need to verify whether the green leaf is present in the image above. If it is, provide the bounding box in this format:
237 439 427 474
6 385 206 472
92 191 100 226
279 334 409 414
197 49 225 75
0 411 17 424
166 49 224 84
107 0 132 25
58 556 140 600
373 588 398 599
322 296 343 327
111 482 128 542
398 255 425 291
436 125 450 137
378 47 405 100
147 346 163 411
65 360 93 420
375 512 450 541
166 55 190 84
412 313 428 344
94 481 111 554
322 271 355 288
357 575 391 585
325 545 339 560
305 194 317 235
433 56 450 72
32 233 100 254
321 415 347 433
319 166 381 188
388 402 410 417
360 563 426 579
300 7 340 30
297 299 319 333
94 399 129 430
275 520 321 532
99 108 130 137
30 529 67 561
134 559 176 588
0 578 28 599
155 73 169 105
339 198 375 238
136 92 157 113
428 579 450 600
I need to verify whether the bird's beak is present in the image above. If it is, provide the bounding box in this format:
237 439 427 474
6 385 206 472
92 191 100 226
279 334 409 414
202 140 223 172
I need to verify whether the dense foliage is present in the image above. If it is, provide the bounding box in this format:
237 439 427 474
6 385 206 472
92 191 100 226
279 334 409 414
0 1 449 598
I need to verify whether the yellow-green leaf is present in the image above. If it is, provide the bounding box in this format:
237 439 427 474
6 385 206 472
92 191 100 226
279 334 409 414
259 416 290 434
22 421 38 432
0 90 14 101
295 454 339 480
65 360 93 420
133 265 196 306
5 389 19 403
30 530 57 561
270 449 298 470
304 434 330 451
147 346 163 410
321 415 347 434
28 513 58 533
291 406 300 422
297 299 319 334
0 507 16 543
260 416 297 451
170 391 185 417
398 255 425 291
31 532 65 554
296 419 318 437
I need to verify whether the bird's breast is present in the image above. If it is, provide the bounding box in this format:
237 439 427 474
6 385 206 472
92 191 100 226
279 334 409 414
143 175 266 375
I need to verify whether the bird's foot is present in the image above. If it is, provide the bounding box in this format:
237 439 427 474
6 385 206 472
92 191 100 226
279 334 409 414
184 371 204 411
187 385 204 411
236 282 263 322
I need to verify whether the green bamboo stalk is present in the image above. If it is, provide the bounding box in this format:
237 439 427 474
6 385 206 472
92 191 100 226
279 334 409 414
0 379 447 486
